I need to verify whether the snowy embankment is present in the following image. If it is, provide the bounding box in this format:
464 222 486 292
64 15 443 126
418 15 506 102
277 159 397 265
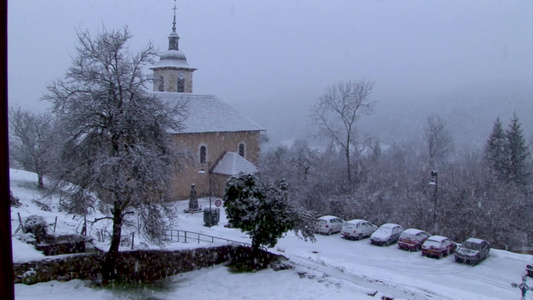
10 169 533 300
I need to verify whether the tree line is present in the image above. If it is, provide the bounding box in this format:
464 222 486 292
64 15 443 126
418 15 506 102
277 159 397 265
261 80 532 251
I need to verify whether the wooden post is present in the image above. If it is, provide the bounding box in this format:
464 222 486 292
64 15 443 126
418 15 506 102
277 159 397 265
17 213 24 232
53 216 57 233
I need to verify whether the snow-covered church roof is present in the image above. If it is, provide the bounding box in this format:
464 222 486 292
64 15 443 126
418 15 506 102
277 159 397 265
212 152 258 176
151 49 194 69
153 92 265 134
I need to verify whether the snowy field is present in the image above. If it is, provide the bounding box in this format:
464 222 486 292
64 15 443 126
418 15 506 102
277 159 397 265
10 169 533 300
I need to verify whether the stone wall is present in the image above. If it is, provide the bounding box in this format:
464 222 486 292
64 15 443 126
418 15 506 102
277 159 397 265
14 245 283 284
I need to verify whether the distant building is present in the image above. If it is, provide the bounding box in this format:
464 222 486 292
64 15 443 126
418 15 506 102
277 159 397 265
151 5 264 200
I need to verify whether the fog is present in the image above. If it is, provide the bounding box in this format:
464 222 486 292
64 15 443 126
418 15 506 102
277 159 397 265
8 0 533 148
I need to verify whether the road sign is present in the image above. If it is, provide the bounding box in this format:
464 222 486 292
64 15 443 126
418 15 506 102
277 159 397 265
215 199 222 207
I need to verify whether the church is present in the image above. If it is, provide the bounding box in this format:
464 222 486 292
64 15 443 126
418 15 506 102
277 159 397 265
151 5 264 200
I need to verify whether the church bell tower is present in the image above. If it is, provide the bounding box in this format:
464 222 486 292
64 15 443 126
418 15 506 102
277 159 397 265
151 1 196 93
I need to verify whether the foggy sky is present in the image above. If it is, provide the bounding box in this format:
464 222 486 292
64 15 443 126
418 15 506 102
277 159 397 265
8 0 533 147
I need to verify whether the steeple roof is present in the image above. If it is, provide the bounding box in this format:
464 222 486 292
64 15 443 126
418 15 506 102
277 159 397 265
152 0 195 71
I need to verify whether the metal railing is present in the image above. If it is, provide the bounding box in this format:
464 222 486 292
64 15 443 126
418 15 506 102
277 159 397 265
166 230 250 247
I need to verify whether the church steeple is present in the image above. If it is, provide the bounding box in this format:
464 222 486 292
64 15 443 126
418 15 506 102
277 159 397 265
168 1 180 51
151 0 196 93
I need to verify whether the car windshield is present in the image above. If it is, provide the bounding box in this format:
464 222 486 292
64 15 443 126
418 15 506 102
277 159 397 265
424 240 442 248
378 227 393 234
463 241 482 250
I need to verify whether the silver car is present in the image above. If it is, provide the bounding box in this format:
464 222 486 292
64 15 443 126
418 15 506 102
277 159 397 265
316 215 344 235
341 219 378 240
370 223 404 246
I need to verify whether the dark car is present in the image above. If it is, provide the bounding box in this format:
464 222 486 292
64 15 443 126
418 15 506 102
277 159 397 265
398 228 430 251
454 238 490 265
421 235 457 258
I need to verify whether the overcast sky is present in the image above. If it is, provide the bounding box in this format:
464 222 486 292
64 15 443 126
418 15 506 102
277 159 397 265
8 0 533 147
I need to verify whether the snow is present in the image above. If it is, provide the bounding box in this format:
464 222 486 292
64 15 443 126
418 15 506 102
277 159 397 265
318 215 340 221
426 235 449 243
212 152 258 176
154 93 265 134
10 168 533 300
151 49 194 69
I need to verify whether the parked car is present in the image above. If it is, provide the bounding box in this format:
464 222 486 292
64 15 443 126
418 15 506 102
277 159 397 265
398 228 430 251
341 219 377 240
316 215 344 235
422 235 457 258
370 223 404 246
454 238 490 265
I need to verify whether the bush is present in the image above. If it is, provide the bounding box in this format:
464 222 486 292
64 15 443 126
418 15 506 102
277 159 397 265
23 215 48 243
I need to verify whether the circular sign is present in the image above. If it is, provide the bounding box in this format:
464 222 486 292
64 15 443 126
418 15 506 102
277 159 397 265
215 199 222 207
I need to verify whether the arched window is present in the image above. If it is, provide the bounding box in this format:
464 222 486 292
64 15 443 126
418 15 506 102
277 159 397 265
158 76 164 92
238 143 245 157
177 73 185 92
199 145 207 164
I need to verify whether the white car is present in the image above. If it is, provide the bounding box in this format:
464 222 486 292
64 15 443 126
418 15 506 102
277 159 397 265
370 223 404 246
316 215 344 235
341 219 378 240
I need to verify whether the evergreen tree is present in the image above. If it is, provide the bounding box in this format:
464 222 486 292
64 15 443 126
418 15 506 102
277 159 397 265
484 118 506 180
504 114 530 185
223 174 315 252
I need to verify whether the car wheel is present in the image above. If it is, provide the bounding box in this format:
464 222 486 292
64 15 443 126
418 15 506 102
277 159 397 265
328 229 332 235
357 233 363 240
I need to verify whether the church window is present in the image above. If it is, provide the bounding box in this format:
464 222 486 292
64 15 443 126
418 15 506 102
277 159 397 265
238 143 245 157
177 77 185 92
158 76 164 92
199 145 207 164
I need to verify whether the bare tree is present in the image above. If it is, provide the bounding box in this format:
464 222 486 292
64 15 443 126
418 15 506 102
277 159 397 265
424 114 453 169
310 80 375 184
43 27 187 281
8 107 59 188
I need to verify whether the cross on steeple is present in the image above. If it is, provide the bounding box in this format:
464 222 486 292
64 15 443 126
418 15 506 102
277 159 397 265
168 0 180 50
172 0 177 33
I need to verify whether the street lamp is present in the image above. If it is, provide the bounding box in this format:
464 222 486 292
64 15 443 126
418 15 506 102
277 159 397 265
199 163 214 226
429 170 438 235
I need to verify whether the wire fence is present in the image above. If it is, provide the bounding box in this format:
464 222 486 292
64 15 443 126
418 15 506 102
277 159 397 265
165 230 250 247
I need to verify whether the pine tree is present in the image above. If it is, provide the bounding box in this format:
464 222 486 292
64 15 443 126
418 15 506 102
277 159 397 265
484 118 507 180
223 174 315 252
504 114 530 185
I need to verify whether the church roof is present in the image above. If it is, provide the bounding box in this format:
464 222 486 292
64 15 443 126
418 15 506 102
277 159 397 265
151 50 195 70
153 92 265 134
212 152 259 176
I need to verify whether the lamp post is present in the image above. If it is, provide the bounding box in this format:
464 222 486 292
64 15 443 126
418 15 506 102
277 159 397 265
199 163 213 226
429 170 438 235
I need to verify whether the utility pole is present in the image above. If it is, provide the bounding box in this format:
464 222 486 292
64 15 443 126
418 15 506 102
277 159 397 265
429 170 438 235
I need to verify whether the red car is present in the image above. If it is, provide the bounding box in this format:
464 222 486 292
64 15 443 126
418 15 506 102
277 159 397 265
422 235 457 258
398 228 430 251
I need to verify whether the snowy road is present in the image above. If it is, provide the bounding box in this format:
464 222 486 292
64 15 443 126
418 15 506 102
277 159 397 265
163 198 532 299
273 232 530 300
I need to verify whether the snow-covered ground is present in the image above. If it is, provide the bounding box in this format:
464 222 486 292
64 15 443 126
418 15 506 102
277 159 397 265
10 169 533 299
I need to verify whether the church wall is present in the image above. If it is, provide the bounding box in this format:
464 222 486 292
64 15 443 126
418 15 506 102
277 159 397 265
169 130 261 200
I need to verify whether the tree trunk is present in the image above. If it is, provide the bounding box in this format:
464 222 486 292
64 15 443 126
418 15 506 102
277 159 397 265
102 202 123 282
345 146 351 184
37 173 44 189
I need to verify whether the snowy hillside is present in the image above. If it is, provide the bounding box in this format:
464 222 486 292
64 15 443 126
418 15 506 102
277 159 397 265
10 169 533 300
